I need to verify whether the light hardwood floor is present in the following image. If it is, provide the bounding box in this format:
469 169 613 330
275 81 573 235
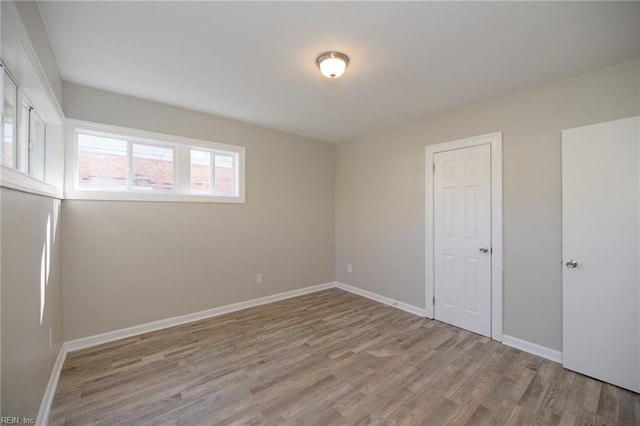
50 288 639 425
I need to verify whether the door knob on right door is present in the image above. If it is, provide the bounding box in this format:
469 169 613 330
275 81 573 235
565 260 578 268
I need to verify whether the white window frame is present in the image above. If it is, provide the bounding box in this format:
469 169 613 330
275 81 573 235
65 119 246 203
0 61 60 198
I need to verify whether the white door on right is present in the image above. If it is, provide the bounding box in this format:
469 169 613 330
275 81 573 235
433 144 492 337
562 116 640 393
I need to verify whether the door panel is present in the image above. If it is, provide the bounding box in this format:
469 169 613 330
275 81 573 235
562 116 640 393
434 144 491 337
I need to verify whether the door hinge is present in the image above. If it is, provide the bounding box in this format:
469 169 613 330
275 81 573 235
433 163 435 172
432 296 435 305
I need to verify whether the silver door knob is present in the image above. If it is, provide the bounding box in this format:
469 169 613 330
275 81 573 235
479 247 489 253
566 260 578 268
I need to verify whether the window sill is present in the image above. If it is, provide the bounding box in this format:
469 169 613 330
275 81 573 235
0 165 62 199
63 189 245 204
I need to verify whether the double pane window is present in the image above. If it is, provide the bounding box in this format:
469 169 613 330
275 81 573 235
1 64 47 182
189 150 237 196
71 125 244 202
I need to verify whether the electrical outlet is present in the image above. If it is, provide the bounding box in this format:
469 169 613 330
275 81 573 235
49 328 53 349
256 273 263 284
347 264 353 273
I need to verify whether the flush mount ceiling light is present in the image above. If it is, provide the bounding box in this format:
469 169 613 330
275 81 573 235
316 51 349 79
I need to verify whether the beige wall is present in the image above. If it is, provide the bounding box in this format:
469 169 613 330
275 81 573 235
1 1 65 419
62 83 335 340
1 188 63 418
335 60 640 351
14 1 63 106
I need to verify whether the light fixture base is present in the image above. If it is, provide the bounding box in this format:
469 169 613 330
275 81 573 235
316 51 349 79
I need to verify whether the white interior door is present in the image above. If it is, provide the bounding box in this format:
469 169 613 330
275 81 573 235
434 144 492 337
562 116 640 393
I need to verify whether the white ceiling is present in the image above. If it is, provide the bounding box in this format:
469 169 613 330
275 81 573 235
38 1 639 143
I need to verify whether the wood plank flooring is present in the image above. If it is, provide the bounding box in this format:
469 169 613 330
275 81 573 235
50 288 640 425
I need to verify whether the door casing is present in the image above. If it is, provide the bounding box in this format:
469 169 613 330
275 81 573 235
425 132 503 341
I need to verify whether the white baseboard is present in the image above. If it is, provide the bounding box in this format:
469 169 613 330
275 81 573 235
335 282 427 317
65 282 335 352
38 281 335 425
64 281 426 354
335 284 564 364
39 282 564 426
502 334 563 364
36 344 67 426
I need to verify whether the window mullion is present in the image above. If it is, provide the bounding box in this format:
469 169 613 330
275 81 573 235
175 145 189 194
127 140 133 191
27 106 33 175
210 152 215 195
0 66 4 165
73 130 79 190
232 153 238 197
